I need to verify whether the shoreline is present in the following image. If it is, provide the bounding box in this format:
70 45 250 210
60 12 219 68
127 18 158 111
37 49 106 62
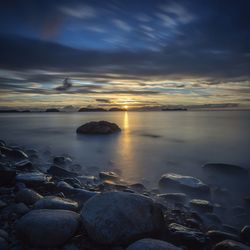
0 139 250 249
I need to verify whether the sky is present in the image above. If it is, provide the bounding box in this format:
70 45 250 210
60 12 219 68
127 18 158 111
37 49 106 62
0 0 250 110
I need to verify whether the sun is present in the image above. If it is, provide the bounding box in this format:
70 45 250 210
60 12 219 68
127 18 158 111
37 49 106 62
123 105 128 110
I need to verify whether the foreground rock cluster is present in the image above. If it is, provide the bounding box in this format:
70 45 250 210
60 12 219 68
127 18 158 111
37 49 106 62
0 139 250 250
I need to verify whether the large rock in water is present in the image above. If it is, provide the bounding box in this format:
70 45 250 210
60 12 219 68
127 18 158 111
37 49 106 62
213 240 250 250
15 209 79 247
80 191 164 245
76 121 121 134
15 188 43 205
159 173 210 199
203 163 248 175
126 238 182 250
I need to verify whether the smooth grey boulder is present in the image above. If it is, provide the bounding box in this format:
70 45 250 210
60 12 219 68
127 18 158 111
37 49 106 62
203 163 248 175
76 121 121 134
15 188 43 205
15 209 79 247
80 191 164 245
33 196 78 211
241 226 250 244
213 240 250 250
159 173 210 199
0 146 28 161
126 238 181 250
167 223 206 249
16 172 52 187
47 165 78 178
189 199 213 213
99 171 120 181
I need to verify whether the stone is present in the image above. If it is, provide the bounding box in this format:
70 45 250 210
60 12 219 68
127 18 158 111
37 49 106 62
15 209 79 247
47 165 78 178
16 172 52 187
167 223 206 249
33 196 78 211
126 238 182 250
0 229 8 241
0 166 16 186
206 230 240 244
80 191 164 245
0 237 7 250
159 173 210 199
14 160 33 170
158 193 187 204
213 240 250 250
241 226 250 244
76 121 121 134
0 146 28 161
203 163 248 175
222 225 239 235
53 156 72 166
99 171 120 181
189 199 213 213
0 199 7 208
13 202 30 215
15 188 43 205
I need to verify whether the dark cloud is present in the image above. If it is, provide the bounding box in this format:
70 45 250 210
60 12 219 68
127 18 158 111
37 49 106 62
96 98 111 103
55 78 72 91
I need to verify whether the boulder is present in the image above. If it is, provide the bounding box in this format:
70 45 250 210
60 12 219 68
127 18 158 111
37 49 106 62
158 193 187 204
47 165 78 178
0 146 28 161
0 237 7 250
213 240 250 250
53 156 72 166
0 166 16 186
16 172 52 187
189 199 213 213
15 188 43 205
33 196 78 211
203 163 248 175
241 226 250 244
126 238 181 250
206 230 240 244
99 171 120 181
159 173 210 199
167 223 206 249
14 160 33 170
76 121 121 134
80 191 164 245
15 209 79 247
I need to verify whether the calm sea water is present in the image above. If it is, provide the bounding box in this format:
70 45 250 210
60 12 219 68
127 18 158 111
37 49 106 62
0 111 250 188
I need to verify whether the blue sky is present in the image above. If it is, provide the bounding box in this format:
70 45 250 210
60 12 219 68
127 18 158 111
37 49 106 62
0 0 250 109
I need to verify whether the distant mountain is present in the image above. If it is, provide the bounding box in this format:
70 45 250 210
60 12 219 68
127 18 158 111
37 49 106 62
162 108 187 111
45 108 60 112
78 107 107 112
109 107 126 111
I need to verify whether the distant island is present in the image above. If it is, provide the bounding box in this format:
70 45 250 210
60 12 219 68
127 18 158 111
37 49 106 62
162 108 188 111
45 108 60 112
78 108 107 112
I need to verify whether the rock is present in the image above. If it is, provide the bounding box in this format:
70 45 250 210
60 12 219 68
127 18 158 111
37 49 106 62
203 163 248 175
0 146 28 161
0 139 6 147
213 240 250 250
63 243 80 250
0 237 7 250
126 238 182 250
16 172 52 187
80 191 164 245
222 225 239 235
204 213 221 227
33 196 78 211
159 173 210 199
99 171 120 181
0 166 16 186
53 156 72 166
76 121 121 134
47 165 78 178
158 193 187 204
0 199 7 208
57 181 74 190
13 202 30 215
77 175 97 185
241 226 250 244
15 209 79 247
167 223 206 249
231 206 246 215
15 188 43 205
206 230 240 244
189 199 213 213
129 183 146 192
0 229 8 241
14 160 33 170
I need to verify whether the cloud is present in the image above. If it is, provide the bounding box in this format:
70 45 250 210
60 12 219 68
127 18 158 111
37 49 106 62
55 78 72 91
59 4 96 19
96 98 111 103
113 19 132 32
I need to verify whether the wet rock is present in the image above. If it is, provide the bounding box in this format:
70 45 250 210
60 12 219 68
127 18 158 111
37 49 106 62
57 181 74 190
0 140 6 147
129 183 146 192
231 206 246 215
15 209 79 247
189 199 213 213
33 196 78 211
99 171 120 181
77 175 97 185
222 225 239 235
0 237 7 250
14 160 33 170
54 156 72 166
16 172 52 187
0 229 8 241
158 193 187 204
126 238 182 250
204 213 221 227
15 188 43 205
13 202 30 215
0 199 7 208
213 240 250 250
0 166 16 186
167 223 206 249
241 226 250 244
47 165 78 178
0 146 28 161
76 121 121 134
159 173 210 199
80 191 164 245
203 163 248 175
206 230 240 244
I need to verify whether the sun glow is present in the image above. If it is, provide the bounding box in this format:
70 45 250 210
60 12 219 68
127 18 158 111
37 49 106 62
123 105 128 110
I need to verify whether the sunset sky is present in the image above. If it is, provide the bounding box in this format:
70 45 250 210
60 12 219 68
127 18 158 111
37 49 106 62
0 0 250 110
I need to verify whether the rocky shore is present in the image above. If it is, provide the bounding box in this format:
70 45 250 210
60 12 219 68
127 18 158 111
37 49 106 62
0 139 250 250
